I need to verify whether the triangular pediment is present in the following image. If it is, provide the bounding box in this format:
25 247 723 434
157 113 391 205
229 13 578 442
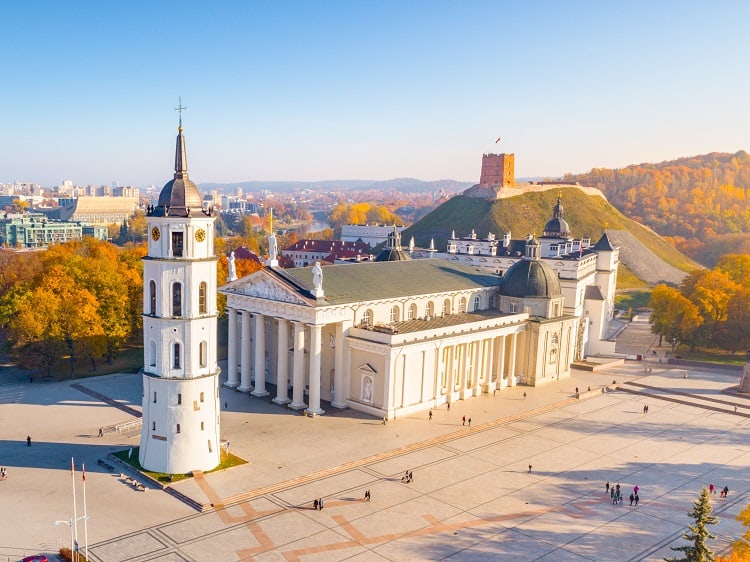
358 363 377 374
220 269 311 306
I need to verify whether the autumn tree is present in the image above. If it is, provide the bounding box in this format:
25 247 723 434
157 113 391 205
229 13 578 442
665 487 718 562
649 285 702 348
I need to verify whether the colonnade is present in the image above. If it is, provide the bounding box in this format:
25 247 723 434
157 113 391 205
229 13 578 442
224 308 346 416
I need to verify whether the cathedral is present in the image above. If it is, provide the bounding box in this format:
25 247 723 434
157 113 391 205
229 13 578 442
219 210 617 419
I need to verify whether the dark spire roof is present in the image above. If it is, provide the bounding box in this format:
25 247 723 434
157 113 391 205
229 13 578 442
593 231 615 251
374 225 412 262
542 196 570 238
151 122 204 218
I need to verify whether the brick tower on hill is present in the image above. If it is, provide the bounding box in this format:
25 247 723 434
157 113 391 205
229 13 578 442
464 152 515 199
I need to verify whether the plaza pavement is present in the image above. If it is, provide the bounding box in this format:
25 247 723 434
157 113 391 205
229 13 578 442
0 316 749 561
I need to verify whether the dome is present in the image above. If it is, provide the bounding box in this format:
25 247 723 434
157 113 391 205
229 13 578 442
374 247 412 262
542 196 570 238
542 216 570 238
374 225 411 262
151 124 204 218
500 259 561 298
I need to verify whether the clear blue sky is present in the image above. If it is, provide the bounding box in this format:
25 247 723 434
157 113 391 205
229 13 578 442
1 1 748 187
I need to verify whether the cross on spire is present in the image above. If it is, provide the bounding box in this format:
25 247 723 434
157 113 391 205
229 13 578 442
175 97 187 129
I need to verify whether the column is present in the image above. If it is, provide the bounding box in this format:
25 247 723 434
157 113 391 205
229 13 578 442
472 340 482 396
252 313 269 397
331 322 347 408
290 322 307 410
496 335 506 390
460 343 469 399
508 332 518 387
273 319 290 405
238 312 252 392
306 324 325 415
485 337 495 393
225 308 239 388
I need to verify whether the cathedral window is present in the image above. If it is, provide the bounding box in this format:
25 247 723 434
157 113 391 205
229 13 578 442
148 340 156 367
458 297 466 313
177 393 182 405
362 309 373 327
407 303 417 320
199 341 207 368
172 231 184 257
200 391 205 403
426 301 434 318
509 301 517 313
199 282 207 314
176 424 181 434
390 306 399 323
442 299 451 316
172 283 182 317
473 295 481 311
173 343 181 369
152 421 156 431
149 280 156 315
201 421 205 430
153 391 157 403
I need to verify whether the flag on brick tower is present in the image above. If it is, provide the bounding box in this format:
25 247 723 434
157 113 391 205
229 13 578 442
495 136 502 143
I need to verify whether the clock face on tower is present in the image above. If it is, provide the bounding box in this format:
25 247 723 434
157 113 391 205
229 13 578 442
151 227 160 241
195 228 206 242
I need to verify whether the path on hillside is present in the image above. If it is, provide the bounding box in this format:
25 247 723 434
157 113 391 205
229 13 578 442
608 229 688 285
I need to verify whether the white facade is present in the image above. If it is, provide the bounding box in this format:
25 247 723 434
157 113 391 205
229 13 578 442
220 258 578 420
139 125 221 474
341 224 406 247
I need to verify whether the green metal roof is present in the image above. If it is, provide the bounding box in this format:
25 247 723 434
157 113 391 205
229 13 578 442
271 258 500 306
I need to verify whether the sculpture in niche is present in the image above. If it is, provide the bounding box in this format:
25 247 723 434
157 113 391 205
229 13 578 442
362 376 373 403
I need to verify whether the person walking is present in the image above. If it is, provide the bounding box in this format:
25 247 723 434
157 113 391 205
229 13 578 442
629 493 634 506
428 410 432 421
709 483 715 495
382 416 387 425
528 464 532 474
468 417 472 427
605 481 610 493
523 392 527 399
462 415 466 426
313 499 319 510
634 493 639 506
319 498 324 510
98 427 103 438
365 489 371 501
610 488 615 502
447 402 451 411
723 485 729 499
26 435 31 447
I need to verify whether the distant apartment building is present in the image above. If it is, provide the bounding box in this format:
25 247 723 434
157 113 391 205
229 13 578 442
341 224 406 248
283 239 371 267
0 213 108 248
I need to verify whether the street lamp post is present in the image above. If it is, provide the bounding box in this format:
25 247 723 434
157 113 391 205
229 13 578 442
54 515 90 562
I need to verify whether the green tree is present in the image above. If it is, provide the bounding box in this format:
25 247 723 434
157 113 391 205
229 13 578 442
666 487 718 562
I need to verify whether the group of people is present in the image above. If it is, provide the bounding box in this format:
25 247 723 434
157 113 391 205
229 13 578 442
402 470 414 483
312 498 324 510
606 481 640 506
0 467 6 480
709 483 730 498
461 416 472 426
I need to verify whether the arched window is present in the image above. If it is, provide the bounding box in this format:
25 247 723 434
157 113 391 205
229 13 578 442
152 421 156 431
458 297 466 313
201 421 205 430
199 282 207 314
426 301 435 319
473 295 481 311
173 342 181 369
149 280 156 315
176 424 181 433
172 282 182 317
177 393 182 405
200 391 205 403
407 303 417 320
148 340 156 367
390 306 399 323
199 341 207 368
362 309 373 326
442 299 451 316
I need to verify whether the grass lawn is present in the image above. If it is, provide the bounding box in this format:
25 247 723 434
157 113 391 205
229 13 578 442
113 446 247 483
37 344 144 382
674 348 747 366
615 289 652 311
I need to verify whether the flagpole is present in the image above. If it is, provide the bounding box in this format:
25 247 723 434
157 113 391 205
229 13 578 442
82 463 89 561
71 457 78 562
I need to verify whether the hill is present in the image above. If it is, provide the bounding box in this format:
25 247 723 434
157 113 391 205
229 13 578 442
401 188 698 287
563 151 750 265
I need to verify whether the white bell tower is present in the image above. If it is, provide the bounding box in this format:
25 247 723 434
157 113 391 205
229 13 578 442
139 112 220 474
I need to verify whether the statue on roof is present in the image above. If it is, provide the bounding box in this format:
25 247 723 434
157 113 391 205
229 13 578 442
312 261 323 291
228 251 237 281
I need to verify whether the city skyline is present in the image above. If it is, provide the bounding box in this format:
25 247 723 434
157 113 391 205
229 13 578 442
2 1 748 187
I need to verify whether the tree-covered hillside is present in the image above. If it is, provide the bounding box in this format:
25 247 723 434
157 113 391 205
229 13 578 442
564 151 750 264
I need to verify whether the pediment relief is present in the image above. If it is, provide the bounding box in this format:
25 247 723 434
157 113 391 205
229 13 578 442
359 363 377 374
223 273 308 305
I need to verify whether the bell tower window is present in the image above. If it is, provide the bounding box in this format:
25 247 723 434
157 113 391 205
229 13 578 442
149 280 156 315
172 283 182 317
172 231 184 257
199 282 207 314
